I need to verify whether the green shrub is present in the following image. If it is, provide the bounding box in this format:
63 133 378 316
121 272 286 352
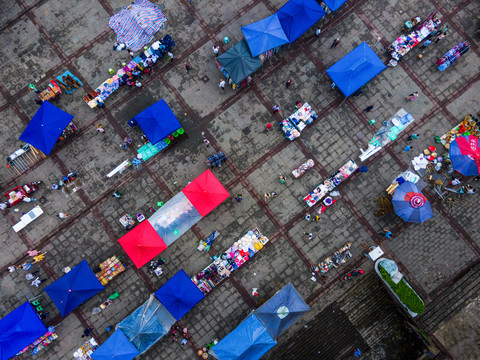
379 265 425 315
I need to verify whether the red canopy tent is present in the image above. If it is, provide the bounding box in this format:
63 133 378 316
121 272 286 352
118 221 167 268
181 169 229 217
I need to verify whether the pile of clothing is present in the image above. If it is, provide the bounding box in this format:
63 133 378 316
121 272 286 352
437 41 470 71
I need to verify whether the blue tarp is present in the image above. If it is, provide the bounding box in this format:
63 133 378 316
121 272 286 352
154 269 205 320
133 99 181 145
241 14 289 57
212 314 277 360
0 302 47 360
326 42 386 97
117 295 176 354
92 329 140 360
254 283 310 339
277 0 326 43
323 0 347 12
44 260 104 317
19 101 74 155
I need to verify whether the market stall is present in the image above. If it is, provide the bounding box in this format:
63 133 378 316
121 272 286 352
392 182 433 223
37 80 62 102
207 151 227 168
73 338 99 360
0 302 48 360
437 41 470 71
132 99 184 161
90 329 139 360
119 214 135 230
303 159 358 207
280 102 318 140
83 35 173 108
241 14 289 57
19 101 76 156
109 0 167 52
45 260 105 317
56 70 83 94
359 108 415 162
317 243 352 273
95 256 126 286
388 11 441 66
292 159 314 178
326 42 386 99
191 228 269 294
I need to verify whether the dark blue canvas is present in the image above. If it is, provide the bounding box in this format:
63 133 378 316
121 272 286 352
133 99 181 144
45 260 104 317
92 330 139 360
392 182 434 223
326 42 386 97
19 101 74 155
241 14 289 57
154 269 204 320
212 314 276 360
254 283 310 339
0 302 47 360
217 40 263 83
277 0 326 43
323 0 348 12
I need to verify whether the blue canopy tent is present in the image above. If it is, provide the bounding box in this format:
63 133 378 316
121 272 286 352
133 99 181 145
154 269 205 320
326 42 386 98
254 283 310 339
241 14 289 57
117 295 176 354
212 314 276 360
323 0 348 12
277 0 326 43
44 260 104 317
19 101 74 155
0 302 47 360
92 329 140 360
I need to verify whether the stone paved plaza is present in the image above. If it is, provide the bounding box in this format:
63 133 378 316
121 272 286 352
1 0 480 359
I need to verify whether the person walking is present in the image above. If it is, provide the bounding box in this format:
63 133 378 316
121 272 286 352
279 175 286 184
235 193 243 204
57 212 70 219
403 145 412 152
378 229 392 238
286 79 292 88
167 51 174 62
219 79 226 90
407 134 419 142
113 191 122 199
135 80 142 89
31 277 46 287
358 165 368 173
82 327 94 338
201 132 210 149
303 232 313 240
434 33 446 44
265 123 272 132
405 92 419 101
315 27 321 37
25 271 40 280
184 62 193 72
212 45 220 56
96 124 105 134
304 214 311 221
363 104 374 113
420 39 432 49
272 105 280 114
330 38 340 48
28 84 41 94
264 193 271 205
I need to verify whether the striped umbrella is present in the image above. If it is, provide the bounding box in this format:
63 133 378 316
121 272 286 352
109 0 167 52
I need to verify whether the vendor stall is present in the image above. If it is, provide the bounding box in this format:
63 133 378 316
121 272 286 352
318 243 352 273
303 159 358 207
191 228 269 294
292 159 314 178
83 35 173 108
359 108 415 162
119 214 135 230
95 256 126 286
206 151 227 168
280 103 318 140
37 80 62 102
73 338 99 360
388 12 441 65
437 41 470 71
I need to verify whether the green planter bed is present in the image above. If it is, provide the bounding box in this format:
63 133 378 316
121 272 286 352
376 259 425 316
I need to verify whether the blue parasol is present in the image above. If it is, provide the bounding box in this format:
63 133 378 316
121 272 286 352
392 182 433 223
